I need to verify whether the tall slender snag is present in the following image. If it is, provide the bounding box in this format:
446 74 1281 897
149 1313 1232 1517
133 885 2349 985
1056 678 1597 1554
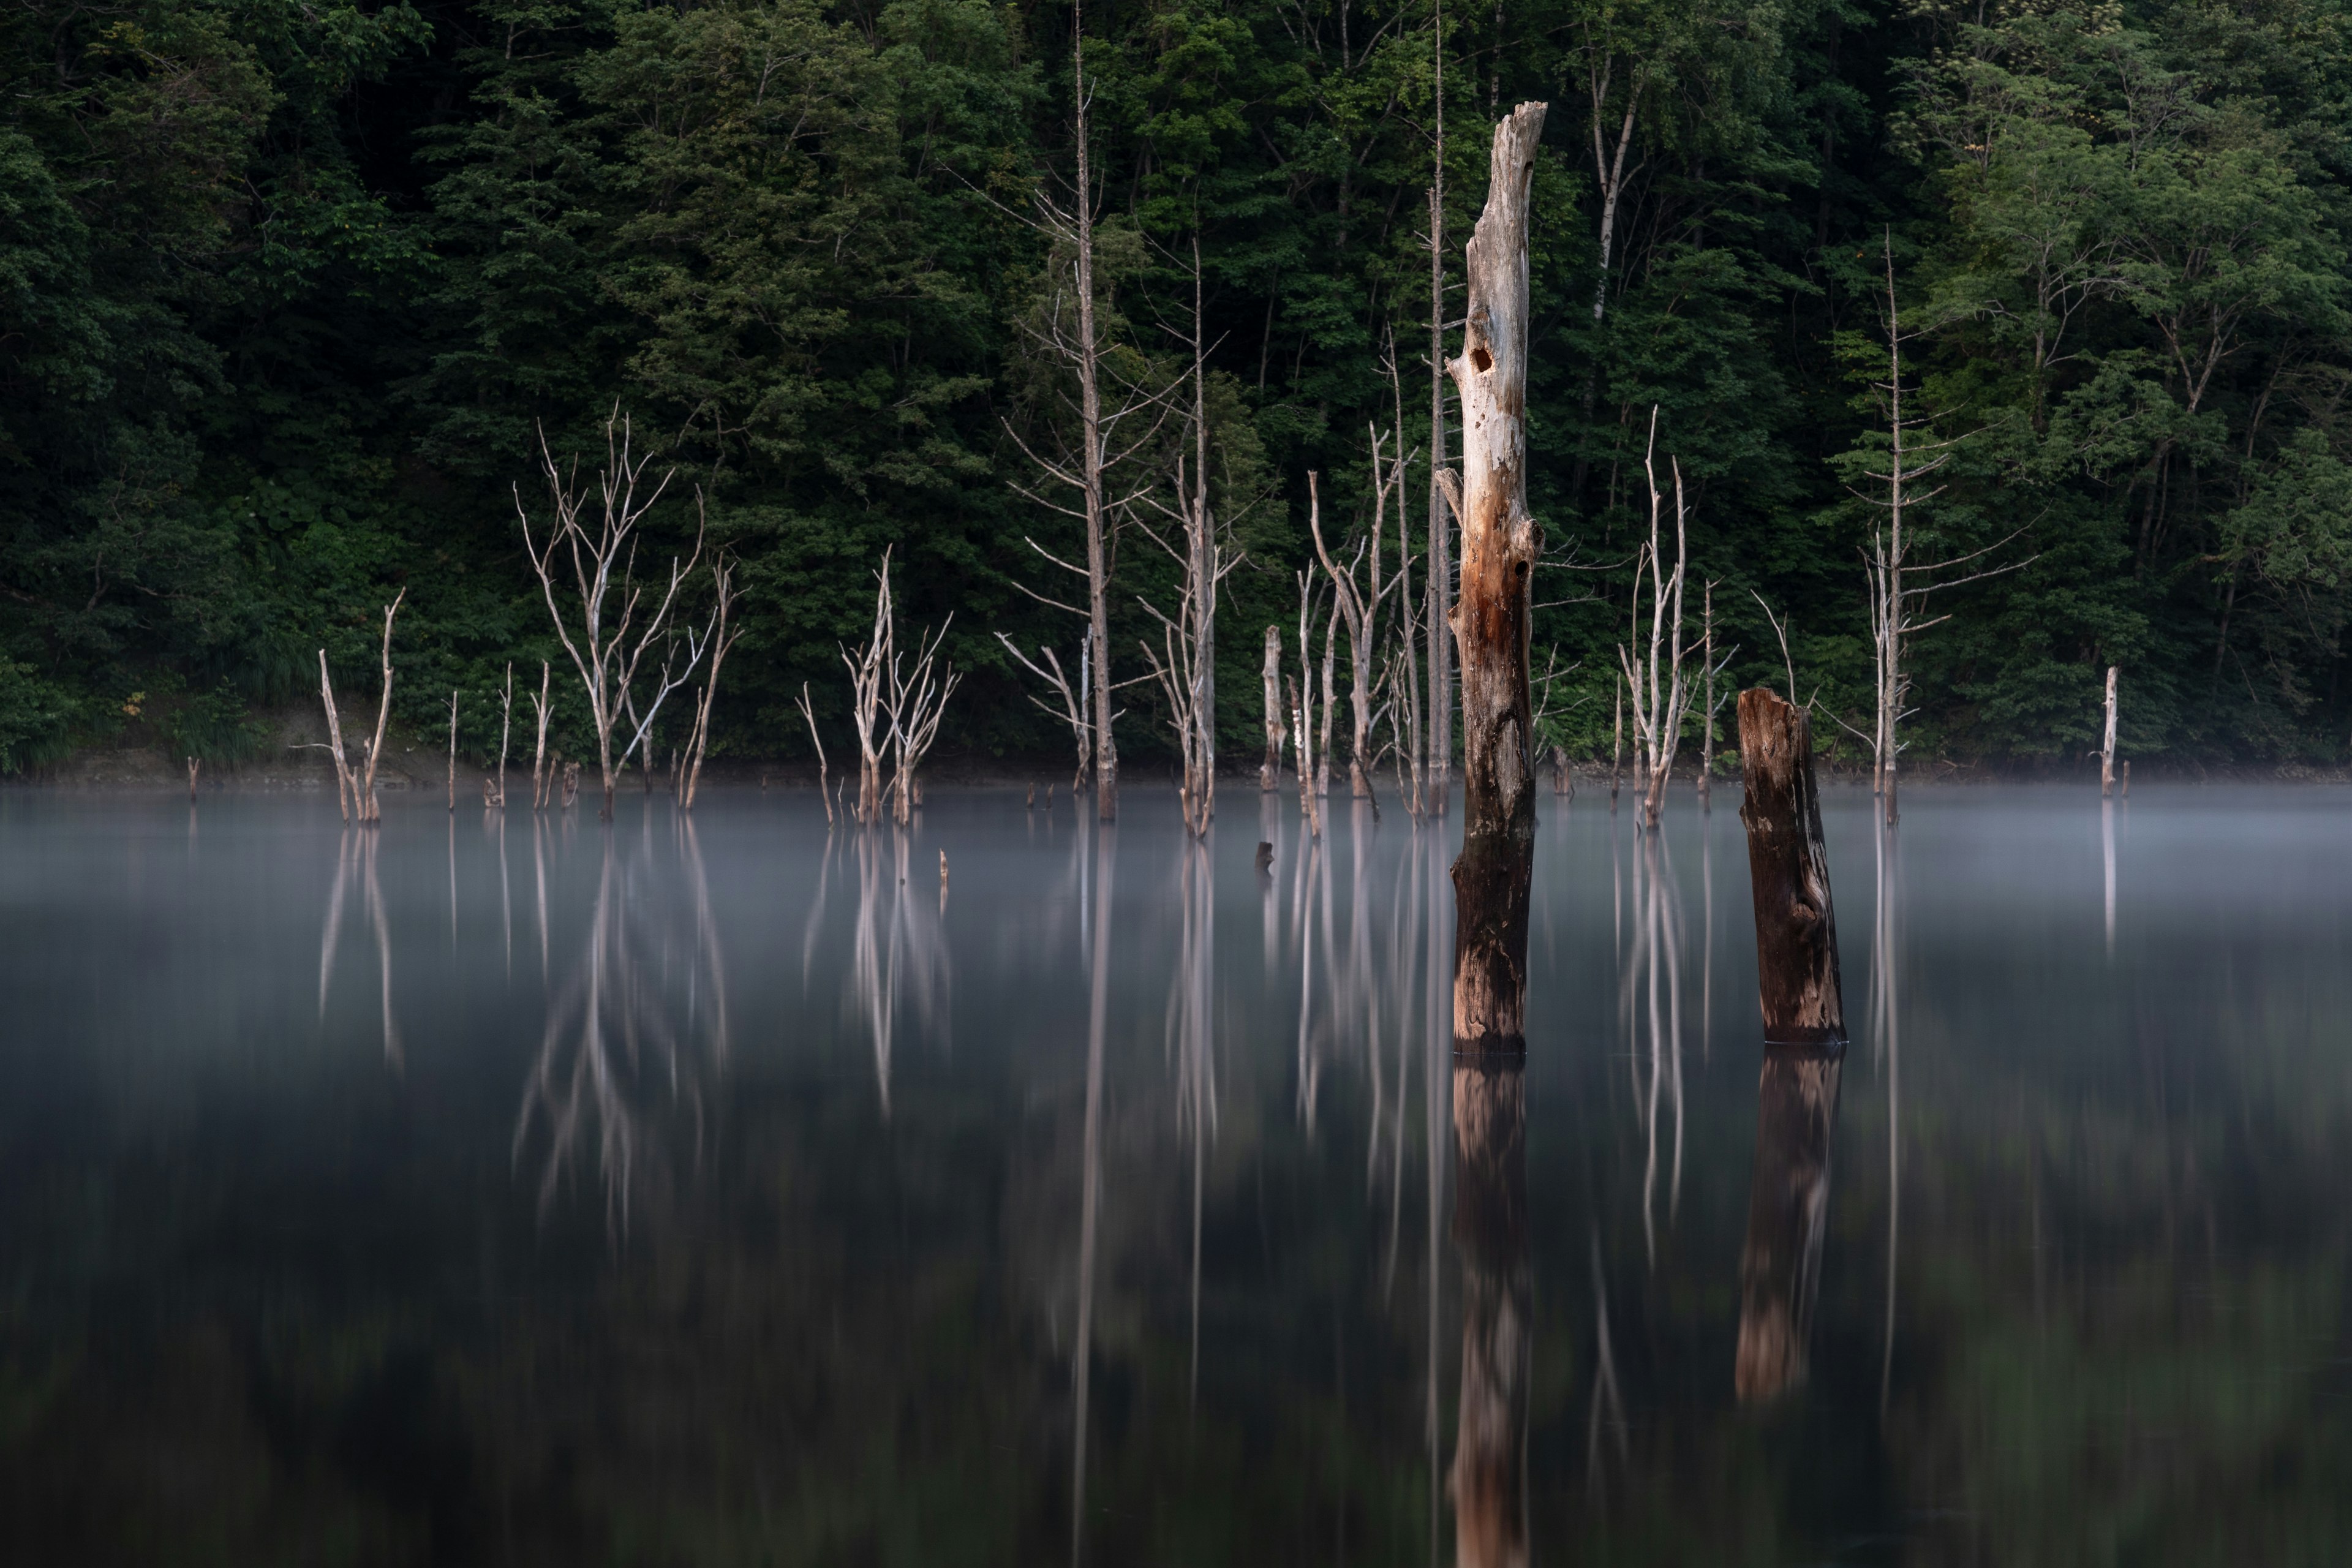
1446 101 1547 1054
794 680 832 826
2100 665 2118 797
318 648 355 823
1261 627 1286 790
682 555 744 810
447 688 459 810
356 590 405 825
529 662 552 810
1618 412 1695 832
1736 688 1846 1046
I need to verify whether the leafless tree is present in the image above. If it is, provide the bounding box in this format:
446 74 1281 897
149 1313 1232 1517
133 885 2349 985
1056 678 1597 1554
1618 412 1696 832
1310 423 1414 802
317 647 356 823
515 409 710 818
997 635 1090 796
842 552 895 824
1260 627 1285 790
794 680 833 826
529 662 552 809
681 554 745 810
884 604 961 827
353 590 404 825
1139 447 1239 837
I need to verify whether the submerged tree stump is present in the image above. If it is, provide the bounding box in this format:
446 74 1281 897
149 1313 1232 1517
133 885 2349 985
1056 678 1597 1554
1735 1047 1842 1402
1450 1057 1529 1568
1736 688 1845 1046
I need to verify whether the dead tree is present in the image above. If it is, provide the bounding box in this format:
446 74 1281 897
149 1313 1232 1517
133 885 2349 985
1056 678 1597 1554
318 648 356 823
1316 605 1336 799
1850 231 2028 827
794 681 833 826
561 760 580 809
1610 675 1622 810
1260 627 1285 790
1696 584 1735 813
527 662 552 809
842 552 895 824
2100 665 2118 797
186 756 199 800
884 607 961 826
489 663 513 808
1000 0 1168 824
1139 457 1238 837
355 590 405 825
682 555 745 810
1736 688 1845 1046
1425 12 1454 813
1618 412 1695 832
1310 433 1411 801
516 410 709 818
446 689 459 811
1445 102 1548 1054
997 635 1091 796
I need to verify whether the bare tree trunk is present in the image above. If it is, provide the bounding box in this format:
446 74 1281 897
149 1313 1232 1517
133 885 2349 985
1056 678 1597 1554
1317 609 1336 799
1735 688 1846 1046
1448 1056 1529 1568
187 756 199 801
358 591 405 825
1699 584 1716 813
1261 626 1284 790
1447 102 1547 1055
2100 665 2118 797
318 649 355 823
1428 12 1452 815
683 556 743 810
1072 2 1117 823
1735 1047 1842 1402
447 688 459 812
794 680 833 826
528 663 549 809
492 663 513 808
1610 676 1622 810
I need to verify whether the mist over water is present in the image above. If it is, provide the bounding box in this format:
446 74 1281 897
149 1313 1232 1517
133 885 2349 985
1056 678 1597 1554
4 783 2350 1562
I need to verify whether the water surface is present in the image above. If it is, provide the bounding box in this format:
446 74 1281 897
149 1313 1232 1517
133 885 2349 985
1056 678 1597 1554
3 782 2350 1564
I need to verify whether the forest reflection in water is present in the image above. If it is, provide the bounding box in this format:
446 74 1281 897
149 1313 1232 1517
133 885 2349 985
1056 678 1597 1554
2 785 2352 1562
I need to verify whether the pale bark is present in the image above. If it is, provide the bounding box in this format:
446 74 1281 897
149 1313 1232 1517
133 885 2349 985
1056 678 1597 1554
356 590 404 825
1261 626 1285 790
318 649 355 823
1446 102 1547 851
682 556 744 810
2100 665 2118 797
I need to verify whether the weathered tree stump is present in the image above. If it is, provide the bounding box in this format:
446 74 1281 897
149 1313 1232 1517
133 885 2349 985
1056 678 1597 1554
1734 1047 1842 1402
1736 688 1845 1046
1450 1057 1529 1568
1447 101 1547 1057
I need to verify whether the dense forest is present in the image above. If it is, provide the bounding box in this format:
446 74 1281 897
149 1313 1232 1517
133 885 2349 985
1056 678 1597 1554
4 0 2351 775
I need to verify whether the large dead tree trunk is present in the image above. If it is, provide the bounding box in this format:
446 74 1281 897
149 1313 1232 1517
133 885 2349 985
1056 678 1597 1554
2100 665 2118 797
1449 1055 1529 1568
1446 102 1547 1054
1260 625 1285 790
1736 688 1846 1046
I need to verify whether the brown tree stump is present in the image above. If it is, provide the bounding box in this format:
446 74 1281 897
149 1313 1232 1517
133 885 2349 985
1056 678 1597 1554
1736 688 1846 1046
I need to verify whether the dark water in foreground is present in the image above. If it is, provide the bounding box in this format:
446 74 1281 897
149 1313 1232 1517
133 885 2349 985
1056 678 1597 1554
3 782 2350 1565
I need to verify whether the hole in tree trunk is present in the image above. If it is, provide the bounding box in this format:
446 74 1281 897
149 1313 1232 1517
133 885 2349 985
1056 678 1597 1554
1471 345 1493 373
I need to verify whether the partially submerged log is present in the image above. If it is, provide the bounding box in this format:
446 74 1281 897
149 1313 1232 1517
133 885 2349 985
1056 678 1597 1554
1736 687 1845 1046
1449 1057 1529 1568
1735 1046 1842 1402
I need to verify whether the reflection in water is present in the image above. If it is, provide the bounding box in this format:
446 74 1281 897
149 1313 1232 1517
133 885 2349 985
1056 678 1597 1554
1734 1045 1844 1402
510 815 730 1234
1071 824 1112 1566
2103 797 2116 957
1170 837 1217 1402
318 829 400 1067
1869 815 1902 1412
847 829 951 1117
1620 831 1686 1263
1450 1058 1529 1568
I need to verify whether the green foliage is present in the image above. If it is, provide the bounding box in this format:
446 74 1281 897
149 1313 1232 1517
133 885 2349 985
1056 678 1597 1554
5 0 2352 767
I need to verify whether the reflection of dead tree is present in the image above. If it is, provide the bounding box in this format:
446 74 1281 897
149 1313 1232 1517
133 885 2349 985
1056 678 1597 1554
681 554 744 810
998 636 1091 798
1619 830 1686 1267
1735 1049 1842 1403
510 826 731 1236
318 829 400 1064
1449 1059 1529 1568
516 410 709 817
1168 838 1218 1398
845 831 954 1115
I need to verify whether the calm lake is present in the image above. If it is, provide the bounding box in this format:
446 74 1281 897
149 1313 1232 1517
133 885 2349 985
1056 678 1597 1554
4 782 2349 1564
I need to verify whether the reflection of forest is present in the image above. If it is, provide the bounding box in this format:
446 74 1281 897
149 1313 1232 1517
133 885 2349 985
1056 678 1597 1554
3 807 2352 1562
